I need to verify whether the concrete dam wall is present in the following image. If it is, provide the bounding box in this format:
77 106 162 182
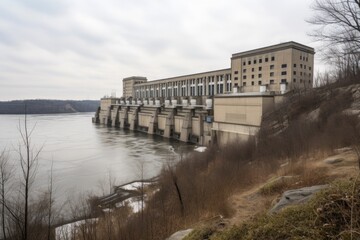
93 97 213 146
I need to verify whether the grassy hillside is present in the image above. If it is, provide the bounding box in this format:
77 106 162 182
0 99 100 114
60 80 360 240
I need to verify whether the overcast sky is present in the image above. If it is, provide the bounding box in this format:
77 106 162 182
0 0 323 101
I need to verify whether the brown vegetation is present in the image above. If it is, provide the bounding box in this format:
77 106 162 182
64 77 359 240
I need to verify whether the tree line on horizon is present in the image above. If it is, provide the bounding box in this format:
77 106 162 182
0 100 100 114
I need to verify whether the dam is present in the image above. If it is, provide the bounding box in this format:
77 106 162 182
93 42 315 145
93 97 213 145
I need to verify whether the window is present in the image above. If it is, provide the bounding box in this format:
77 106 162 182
234 71 238 74
270 80 274 84
300 56 302 60
265 57 269 62
243 62 246 66
270 72 274 77
234 77 238 80
309 80 311 83
300 79 303 83
270 65 274 70
248 60 251 65
252 68 255 72
271 56 275 61
309 67 312 70
258 74 262 78
306 57 308 61
243 82 247 86
243 69 246 73
281 64 287 68
281 71 287 75
294 64 297 68
243 75 247 80
251 74 254 79
300 64 303 68
304 65 306 69
251 81 254 86
309 73 312 77
281 79 287 83
293 78 296 82
293 71 296 75
258 66 262 71
258 81 262 85
253 59 257 64
300 72 303 76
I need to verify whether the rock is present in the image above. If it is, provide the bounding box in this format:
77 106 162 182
269 185 328 213
166 229 193 240
334 147 352 154
323 156 344 164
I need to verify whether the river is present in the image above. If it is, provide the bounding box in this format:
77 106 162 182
0 112 193 205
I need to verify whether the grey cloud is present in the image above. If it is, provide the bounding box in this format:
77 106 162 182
0 0 320 100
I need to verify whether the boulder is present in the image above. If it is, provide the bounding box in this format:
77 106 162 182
323 156 344 165
166 229 193 240
270 185 328 213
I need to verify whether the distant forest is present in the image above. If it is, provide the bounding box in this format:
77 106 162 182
0 100 100 114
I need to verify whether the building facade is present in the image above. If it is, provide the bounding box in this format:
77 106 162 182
122 41 315 100
95 41 315 146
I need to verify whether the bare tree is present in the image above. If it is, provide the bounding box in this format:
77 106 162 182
309 0 360 50
0 149 13 240
17 112 43 240
309 0 360 78
47 161 54 240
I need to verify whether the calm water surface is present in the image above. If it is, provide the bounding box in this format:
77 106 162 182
0 112 193 203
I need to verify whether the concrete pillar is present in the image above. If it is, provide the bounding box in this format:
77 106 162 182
111 106 121 127
163 109 175 138
148 109 158 135
119 107 128 129
129 107 139 130
105 106 112 126
180 110 193 142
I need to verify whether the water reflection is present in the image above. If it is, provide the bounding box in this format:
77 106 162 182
0 113 194 205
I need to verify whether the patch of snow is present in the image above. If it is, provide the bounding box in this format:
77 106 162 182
124 197 145 213
102 208 113 213
114 197 145 213
121 181 150 191
194 146 207 152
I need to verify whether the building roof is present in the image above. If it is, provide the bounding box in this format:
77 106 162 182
232 41 315 59
123 76 148 81
133 68 231 86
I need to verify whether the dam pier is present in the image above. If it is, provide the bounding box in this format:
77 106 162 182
93 97 214 146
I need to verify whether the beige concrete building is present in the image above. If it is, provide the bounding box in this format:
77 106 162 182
231 41 315 93
123 76 147 99
96 41 315 146
123 69 232 100
122 41 314 100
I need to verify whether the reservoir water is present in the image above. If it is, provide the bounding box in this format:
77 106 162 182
0 112 193 204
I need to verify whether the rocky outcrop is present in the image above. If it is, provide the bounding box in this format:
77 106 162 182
270 185 328 213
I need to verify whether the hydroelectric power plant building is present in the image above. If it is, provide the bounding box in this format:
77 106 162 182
94 41 315 145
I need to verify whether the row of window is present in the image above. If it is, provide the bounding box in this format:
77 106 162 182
134 82 233 98
241 78 312 87
243 71 287 79
294 63 312 70
299 55 309 61
234 63 312 76
243 56 275 66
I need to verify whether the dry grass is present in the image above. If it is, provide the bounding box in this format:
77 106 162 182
69 81 360 240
